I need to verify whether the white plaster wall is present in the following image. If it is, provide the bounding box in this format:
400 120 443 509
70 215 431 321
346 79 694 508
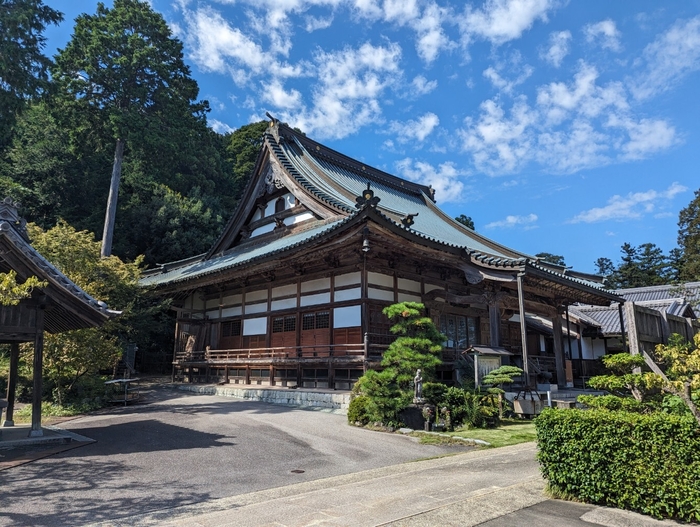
580 338 606 360
272 298 297 311
222 294 242 306
301 277 330 293
272 284 297 298
251 223 275 238
246 302 267 314
206 310 220 319
368 287 394 302
221 306 242 318
244 317 267 335
191 296 205 310
397 278 421 293
591 339 606 359
368 272 393 288
539 335 546 353
335 272 361 287
247 289 268 302
334 306 361 328
205 299 219 310
424 283 443 293
301 292 331 306
290 212 314 224
397 292 421 303
335 288 361 302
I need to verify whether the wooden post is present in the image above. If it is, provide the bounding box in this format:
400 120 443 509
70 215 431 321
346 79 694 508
3 342 20 426
624 301 639 355
101 138 125 258
29 306 45 437
618 302 628 353
488 302 501 347
552 314 567 389
517 274 530 386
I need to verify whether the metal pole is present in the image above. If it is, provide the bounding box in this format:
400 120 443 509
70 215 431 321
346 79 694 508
29 306 45 437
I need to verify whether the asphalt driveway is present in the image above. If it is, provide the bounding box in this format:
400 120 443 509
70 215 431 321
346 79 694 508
0 384 470 527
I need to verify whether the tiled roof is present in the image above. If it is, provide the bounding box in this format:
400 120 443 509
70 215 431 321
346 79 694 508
141 218 347 286
615 283 700 311
0 217 117 333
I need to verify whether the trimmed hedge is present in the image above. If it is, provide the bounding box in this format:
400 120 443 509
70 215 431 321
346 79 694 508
535 408 700 522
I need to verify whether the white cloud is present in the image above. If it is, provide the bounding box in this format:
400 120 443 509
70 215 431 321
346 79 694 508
541 30 571 67
485 213 538 229
261 79 303 110
412 2 452 63
282 42 402 139
631 16 700 100
483 60 533 94
395 158 465 203
569 182 688 223
389 112 440 143
460 0 557 47
305 15 334 31
584 19 622 51
411 75 438 96
459 60 679 174
182 6 305 83
209 119 236 134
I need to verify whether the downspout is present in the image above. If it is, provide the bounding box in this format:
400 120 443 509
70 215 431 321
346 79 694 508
618 302 627 353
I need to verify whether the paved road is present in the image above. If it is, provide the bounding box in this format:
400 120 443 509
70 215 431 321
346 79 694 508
1 386 686 527
0 386 469 527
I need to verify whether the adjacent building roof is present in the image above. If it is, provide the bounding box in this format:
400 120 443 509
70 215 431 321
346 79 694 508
0 198 118 335
614 283 700 312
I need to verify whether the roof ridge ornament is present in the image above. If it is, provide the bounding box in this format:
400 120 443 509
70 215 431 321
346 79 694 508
401 213 419 228
0 197 30 242
355 182 381 209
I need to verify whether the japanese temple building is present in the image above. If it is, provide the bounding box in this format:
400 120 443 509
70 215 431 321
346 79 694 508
141 118 623 390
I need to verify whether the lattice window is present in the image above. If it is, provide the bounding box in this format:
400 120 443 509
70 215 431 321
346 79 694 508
221 319 241 337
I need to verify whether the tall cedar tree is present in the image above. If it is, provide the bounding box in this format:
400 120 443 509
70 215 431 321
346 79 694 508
678 189 700 281
51 0 207 257
0 0 62 147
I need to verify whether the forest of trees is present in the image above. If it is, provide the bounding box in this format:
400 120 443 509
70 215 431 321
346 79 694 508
0 0 266 268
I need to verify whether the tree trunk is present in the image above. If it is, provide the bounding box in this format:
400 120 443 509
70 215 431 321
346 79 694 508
101 138 125 258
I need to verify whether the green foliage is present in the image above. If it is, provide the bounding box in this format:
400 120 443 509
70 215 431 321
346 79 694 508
535 408 700 522
352 302 444 426
587 353 662 402
347 395 372 425
481 365 524 389
677 188 700 281
596 242 674 289
454 214 474 230
655 333 700 425
225 121 269 201
0 0 62 145
577 394 648 412
0 270 45 305
422 381 447 405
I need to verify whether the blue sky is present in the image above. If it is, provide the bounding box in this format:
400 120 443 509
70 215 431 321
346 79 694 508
44 0 700 273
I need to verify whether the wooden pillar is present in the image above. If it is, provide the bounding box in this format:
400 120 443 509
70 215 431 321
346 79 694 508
552 314 567 389
517 274 530 386
29 307 45 437
488 302 501 347
3 342 20 427
624 301 639 355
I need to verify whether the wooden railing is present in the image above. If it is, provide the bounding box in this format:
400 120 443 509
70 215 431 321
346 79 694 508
174 343 373 364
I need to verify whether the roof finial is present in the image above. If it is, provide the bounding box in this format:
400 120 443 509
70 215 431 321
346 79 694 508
0 197 30 242
265 112 279 127
355 182 381 209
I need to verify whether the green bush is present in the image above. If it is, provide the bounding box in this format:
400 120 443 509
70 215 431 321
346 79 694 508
422 382 447 405
535 408 700 522
347 395 372 426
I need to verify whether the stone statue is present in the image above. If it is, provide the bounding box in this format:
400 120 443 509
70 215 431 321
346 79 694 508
414 369 423 403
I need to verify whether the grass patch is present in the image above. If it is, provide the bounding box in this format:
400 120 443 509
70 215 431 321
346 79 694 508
13 400 103 423
446 419 537 448
409 432 474 446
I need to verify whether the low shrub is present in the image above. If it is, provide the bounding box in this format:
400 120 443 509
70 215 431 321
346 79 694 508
535 408 700 522
347 395 372 426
